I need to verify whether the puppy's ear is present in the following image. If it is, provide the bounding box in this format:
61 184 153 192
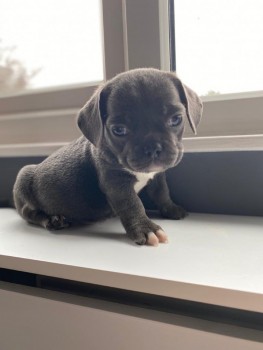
170 75 203 134
77 85 108 146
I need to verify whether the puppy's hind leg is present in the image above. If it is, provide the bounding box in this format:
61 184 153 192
13 164 70 230
20 204 50 228
21 205 71 230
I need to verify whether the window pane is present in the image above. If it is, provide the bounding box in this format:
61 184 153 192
174 0 263 96
0 0 104 96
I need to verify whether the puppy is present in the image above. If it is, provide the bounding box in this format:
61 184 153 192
13 68 202 246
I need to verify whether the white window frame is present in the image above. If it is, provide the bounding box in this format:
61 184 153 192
1 0 263 157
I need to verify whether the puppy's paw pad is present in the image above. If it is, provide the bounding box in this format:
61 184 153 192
45 215 71 230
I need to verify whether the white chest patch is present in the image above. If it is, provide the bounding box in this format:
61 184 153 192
132 171 157 193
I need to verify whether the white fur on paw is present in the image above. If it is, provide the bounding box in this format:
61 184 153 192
147 232 159 246
147 230 169 246
155 229 168 243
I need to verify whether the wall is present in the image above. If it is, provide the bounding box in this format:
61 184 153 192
1 151 262 216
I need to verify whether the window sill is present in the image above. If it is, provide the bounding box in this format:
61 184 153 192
1 208 263 313
1 135 263 157
184 134 263 152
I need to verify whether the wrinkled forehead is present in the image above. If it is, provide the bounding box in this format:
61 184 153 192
106 77 181 117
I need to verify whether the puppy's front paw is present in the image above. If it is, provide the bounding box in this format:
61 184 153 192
160 203 187 220
127 220 168 246
45 215 71 230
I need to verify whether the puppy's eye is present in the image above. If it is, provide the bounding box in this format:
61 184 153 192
111 125 129 136
167 115 183 128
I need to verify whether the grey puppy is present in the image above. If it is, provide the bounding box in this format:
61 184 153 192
13 68 202 246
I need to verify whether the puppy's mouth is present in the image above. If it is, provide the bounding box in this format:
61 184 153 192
131 162 166 173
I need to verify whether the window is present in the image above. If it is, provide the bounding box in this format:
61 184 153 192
172 0 263 149
0 0 126 156
174 0 263 96
0 0 104 96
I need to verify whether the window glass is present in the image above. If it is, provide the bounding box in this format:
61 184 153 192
0 0 104 96
174 0 263 96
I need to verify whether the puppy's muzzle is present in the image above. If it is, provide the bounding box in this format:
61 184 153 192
127 139 183 173
144 142 163 160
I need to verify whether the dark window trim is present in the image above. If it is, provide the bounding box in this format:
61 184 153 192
168 0 176 72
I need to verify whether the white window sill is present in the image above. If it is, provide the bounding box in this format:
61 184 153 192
1 135 263 157
0 208 263 313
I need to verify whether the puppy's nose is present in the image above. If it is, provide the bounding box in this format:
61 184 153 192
144 142 162 159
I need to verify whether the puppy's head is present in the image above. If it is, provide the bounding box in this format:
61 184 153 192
78 68 202 173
